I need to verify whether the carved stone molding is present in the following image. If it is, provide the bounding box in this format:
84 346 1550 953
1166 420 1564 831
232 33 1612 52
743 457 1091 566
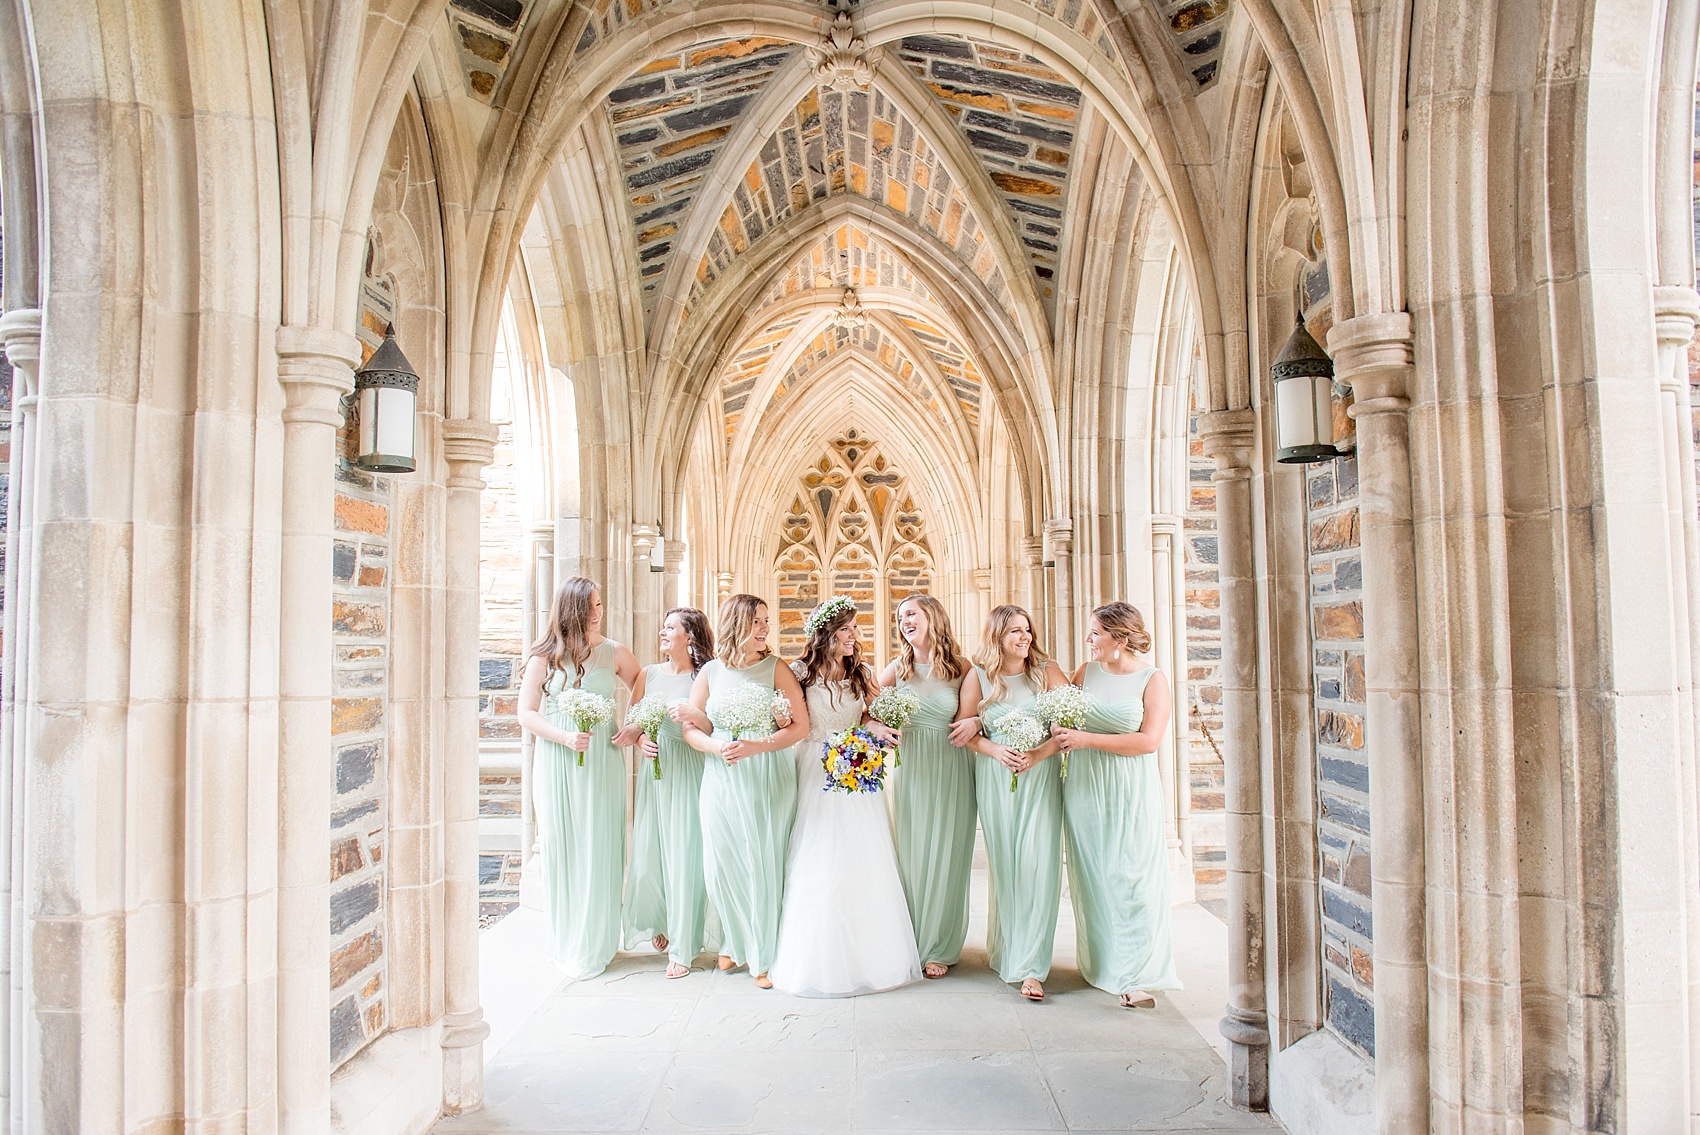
277 325 361 428
442 417 499 489
1328 310 1414 413
811 1 881 91
1195 408 1256 478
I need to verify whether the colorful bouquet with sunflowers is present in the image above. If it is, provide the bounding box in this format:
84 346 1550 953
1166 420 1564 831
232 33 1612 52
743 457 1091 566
821 726 891 794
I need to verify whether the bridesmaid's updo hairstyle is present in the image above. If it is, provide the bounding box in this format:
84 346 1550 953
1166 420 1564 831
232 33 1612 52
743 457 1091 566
664 606 715 672
1093 601 1153 655
895 594 967 684
531 576 598 688
971 604 1052 706
797 599 878 706
716 593 770 667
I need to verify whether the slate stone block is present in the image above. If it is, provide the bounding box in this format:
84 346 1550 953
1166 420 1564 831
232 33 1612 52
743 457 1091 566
1320 754 1370 793
901 35 977 60
1320 791 1371 835
330 878 382 936
660 95 751 134
930 61 1080 105
1326 976 1376 1056
330 995 365 1065
479 658 513 689
479 854 504 885
1322 886 1374 938
332 541 357 584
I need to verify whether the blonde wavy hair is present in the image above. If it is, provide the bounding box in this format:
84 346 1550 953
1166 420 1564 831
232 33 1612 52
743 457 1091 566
1093 601 1153 655
894 594 967 684
971 604 1051 706
715 593 770 667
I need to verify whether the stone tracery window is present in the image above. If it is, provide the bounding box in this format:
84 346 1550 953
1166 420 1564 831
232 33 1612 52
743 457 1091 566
774 429 934 663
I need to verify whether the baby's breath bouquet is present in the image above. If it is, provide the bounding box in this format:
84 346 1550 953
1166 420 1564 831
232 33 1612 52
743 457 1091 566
626 694 673 780
771 690 793 727
989 710 1047 792
708 682 780 741
867 685 920 766
1035 684 1092 777
551 687 615 766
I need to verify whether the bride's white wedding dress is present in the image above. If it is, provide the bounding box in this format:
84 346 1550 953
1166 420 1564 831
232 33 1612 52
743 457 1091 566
767 672 923 997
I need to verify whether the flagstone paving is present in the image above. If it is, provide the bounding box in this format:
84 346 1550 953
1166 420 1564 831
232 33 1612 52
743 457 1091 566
434 875 1283 1134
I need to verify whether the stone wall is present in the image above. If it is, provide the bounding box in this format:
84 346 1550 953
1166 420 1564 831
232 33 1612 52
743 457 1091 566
326 278 399 1069
1307 445 1374 1057
1184 406 1226 912
479 383 526 918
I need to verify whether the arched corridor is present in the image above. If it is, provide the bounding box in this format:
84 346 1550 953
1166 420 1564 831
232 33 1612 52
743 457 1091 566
0 1 1697 1133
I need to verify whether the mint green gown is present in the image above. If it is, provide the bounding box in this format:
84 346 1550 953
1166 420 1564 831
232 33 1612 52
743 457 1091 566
698 656 796 975
972 666 1063 984
622 664 710 967
536 640 626 979
1063 664 1180 993
892 664 976 967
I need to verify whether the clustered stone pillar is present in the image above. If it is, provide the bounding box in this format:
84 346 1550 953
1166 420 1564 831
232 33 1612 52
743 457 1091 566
442 419 498 1111
1023 537 1045 638
275 326 362 1133
1329 313 1429 1135
0 309 41 1132
663 539 686 613
631 525 661 663
1150 514 1189 881
1196 408 1269 1109
523 523 555 868
1044 518 1074 668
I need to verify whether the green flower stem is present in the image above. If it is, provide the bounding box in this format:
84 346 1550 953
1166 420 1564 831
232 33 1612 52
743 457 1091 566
1009 768 1020 793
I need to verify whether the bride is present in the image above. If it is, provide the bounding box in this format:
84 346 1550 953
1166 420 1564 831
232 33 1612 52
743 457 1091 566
767 596 923 997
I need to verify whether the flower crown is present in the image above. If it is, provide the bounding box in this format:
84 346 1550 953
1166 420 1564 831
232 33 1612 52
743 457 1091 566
804 594 859 638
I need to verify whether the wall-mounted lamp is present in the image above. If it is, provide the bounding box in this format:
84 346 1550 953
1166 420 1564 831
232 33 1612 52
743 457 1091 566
353 325 419 473
1270 314 1340 465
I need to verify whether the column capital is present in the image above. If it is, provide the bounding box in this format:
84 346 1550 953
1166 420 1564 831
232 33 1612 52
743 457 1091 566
1022 536 1044 569
663 540 687 571
1196 409 1256 478
1042 517 1073 558
442 418 498 489
972 567 992 592
1653 285 1700 347
1328 310 1413 411
632 524 660 561
0 307 43 401
276 324 360 427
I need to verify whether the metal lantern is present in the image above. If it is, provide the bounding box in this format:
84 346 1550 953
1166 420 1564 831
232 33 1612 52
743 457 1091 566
1270 314 1340 464
353 326 419 472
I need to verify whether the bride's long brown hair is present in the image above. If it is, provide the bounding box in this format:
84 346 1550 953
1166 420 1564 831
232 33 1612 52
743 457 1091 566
796 603 878 706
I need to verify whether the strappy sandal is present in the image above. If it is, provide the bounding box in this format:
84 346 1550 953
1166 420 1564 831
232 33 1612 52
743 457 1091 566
1120 990 1156 1009
664 961 690 980
1020 979 1045 1002
923 962 948 979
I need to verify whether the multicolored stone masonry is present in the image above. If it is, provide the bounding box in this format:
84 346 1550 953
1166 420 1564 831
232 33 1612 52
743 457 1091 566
1184 404 1225 912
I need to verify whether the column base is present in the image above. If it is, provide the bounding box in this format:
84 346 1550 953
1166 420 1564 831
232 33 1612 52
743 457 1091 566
1220 1004 1270 1111
441 1011 492 1115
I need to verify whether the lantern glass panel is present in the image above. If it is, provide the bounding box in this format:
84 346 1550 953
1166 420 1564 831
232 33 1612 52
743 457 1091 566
357 385 418 472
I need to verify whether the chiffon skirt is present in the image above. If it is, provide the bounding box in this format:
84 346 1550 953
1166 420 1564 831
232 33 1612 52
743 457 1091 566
892 724 977 967
536 723 625 979
974 753 1063 983
622 731 712 966
1063 749 1180 993
699 742 796 975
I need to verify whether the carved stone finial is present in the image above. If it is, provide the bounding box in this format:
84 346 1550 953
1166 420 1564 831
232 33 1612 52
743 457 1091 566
812 1 881 91
833 286 866 330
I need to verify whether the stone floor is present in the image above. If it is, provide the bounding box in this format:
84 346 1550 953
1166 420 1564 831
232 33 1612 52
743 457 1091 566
435 872 1282 1135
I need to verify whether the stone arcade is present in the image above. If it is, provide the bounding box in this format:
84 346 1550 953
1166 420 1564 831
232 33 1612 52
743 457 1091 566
0 0 1696 1132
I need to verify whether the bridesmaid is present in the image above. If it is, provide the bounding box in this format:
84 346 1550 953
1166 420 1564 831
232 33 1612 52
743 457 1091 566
1053 602 1180 1008
517 577 640 979
615 607 716 979
956 603 1069 1001
682 594 810 988
878 594 978 979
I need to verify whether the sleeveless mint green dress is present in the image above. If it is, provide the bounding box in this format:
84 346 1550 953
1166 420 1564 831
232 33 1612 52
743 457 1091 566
1063 664 1180 993
622 664 710 967
698 655 796 975
536 640 625 979
892 663 976 967
972 666 1063 984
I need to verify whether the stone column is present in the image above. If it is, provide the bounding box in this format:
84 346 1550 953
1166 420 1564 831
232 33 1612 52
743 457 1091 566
1328 313 1429 1135
631 524 660 662
1151 514 1190 887
522 524 554 867
973 567 992 640
275 326 361 1134
717 571 733 609
0 310 40 1132
663 540 686 612
1651 285 1700 1102
1022 538 1045 637
1196 408 1268 1109
1044 519 1074 669
441 419 498 1111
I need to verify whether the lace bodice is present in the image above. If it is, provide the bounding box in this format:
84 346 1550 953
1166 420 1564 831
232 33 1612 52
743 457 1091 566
790 662 867 744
